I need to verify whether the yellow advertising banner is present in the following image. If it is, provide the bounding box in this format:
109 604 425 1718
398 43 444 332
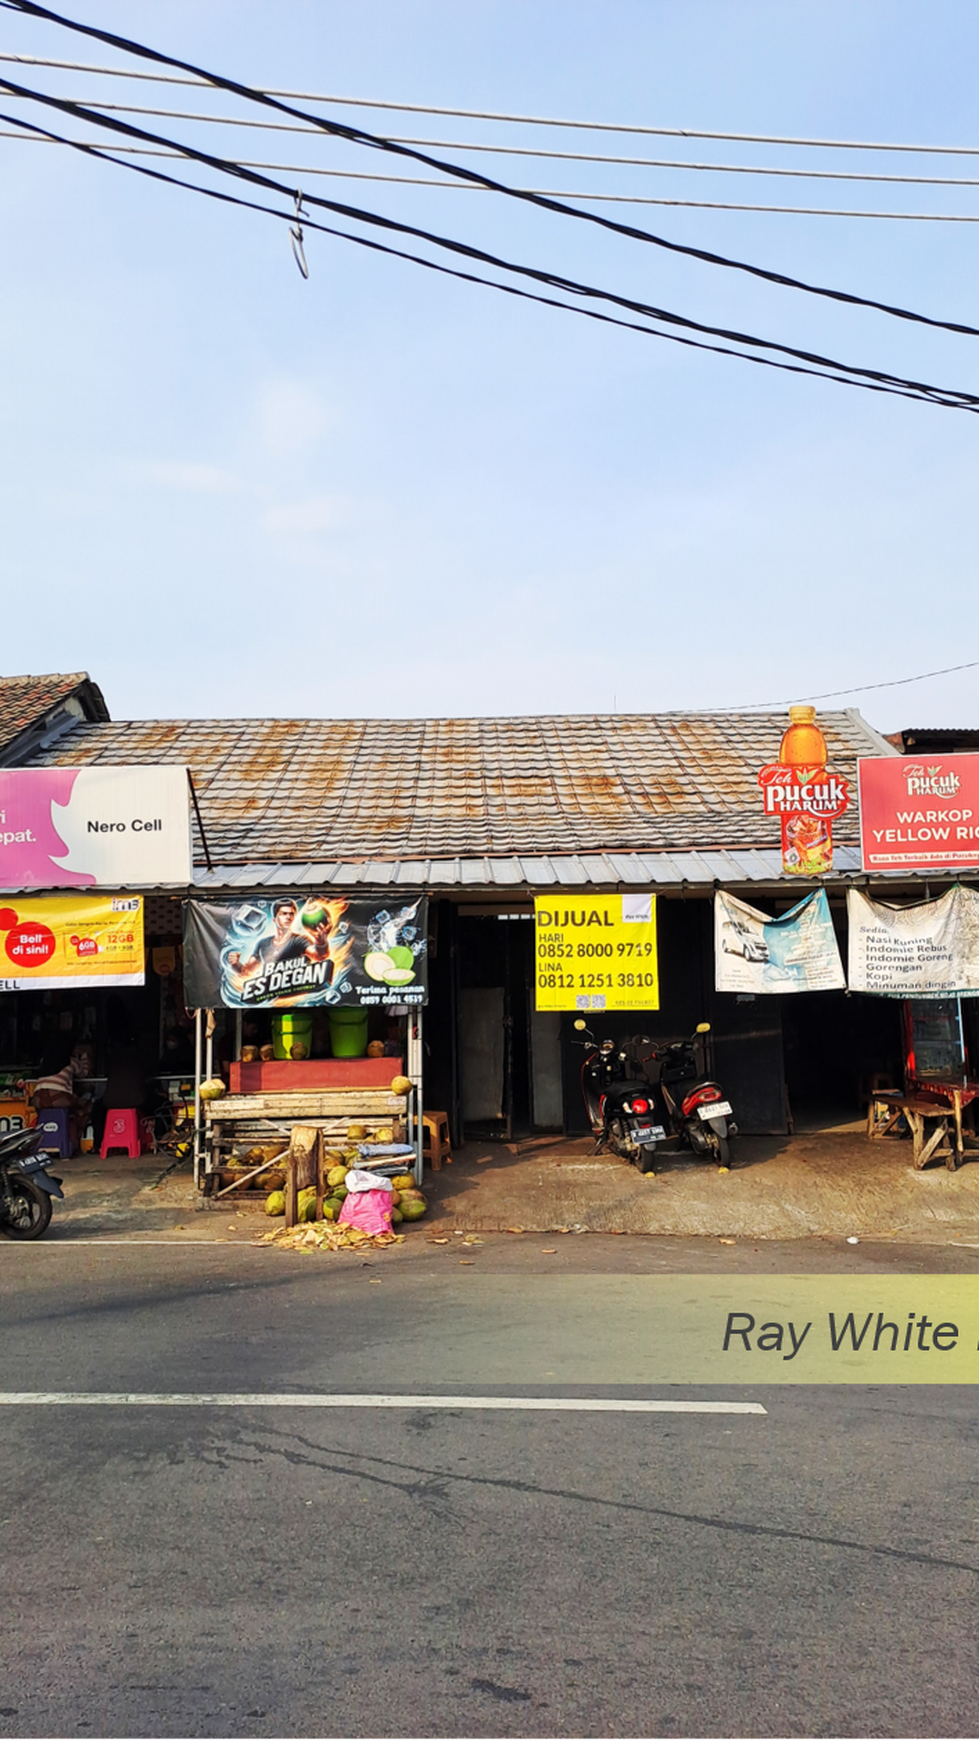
534 893 659 1012
0 894 144 989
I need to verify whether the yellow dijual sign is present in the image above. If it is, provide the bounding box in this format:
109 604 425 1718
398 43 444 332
0 894 144 989
534 893 659 1012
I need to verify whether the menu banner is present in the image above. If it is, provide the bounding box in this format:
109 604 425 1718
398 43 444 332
858 754 979 872
715 889 845 994
534 894 659 1012
0 894 144 990
0 765 192 890
183 896 428 1009
847 886 979 997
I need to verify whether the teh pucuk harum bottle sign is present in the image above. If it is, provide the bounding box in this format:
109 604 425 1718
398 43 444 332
757 706 851 875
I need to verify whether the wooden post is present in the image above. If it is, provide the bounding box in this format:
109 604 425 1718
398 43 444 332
284 1155 298 1229
289 1123 323 1221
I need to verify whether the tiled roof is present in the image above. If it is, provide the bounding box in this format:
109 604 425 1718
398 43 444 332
0 671 107 759
27 709 893 866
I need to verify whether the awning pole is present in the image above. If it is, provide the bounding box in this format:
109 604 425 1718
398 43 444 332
408 1007 424 1185
193 1008 203 1189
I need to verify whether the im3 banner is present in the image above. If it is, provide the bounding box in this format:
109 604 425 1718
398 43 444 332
182 895 429 1010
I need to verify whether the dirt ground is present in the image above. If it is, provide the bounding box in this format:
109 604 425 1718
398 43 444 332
419 1128 979 1241
35 1122 979 1245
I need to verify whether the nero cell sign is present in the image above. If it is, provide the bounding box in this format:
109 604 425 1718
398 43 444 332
0 766 192 889
534 894 659 1012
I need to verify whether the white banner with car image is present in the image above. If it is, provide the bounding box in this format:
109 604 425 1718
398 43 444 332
714 889 845 994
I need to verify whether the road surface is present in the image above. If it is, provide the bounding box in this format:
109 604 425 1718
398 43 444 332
2 1237 977 1737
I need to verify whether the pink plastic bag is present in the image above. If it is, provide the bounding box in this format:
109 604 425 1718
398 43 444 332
338 1188 393 1236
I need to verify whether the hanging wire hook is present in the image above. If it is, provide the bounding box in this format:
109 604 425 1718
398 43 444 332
289 187 309 279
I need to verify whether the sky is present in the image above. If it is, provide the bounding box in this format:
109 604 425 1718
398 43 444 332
0 0 977 732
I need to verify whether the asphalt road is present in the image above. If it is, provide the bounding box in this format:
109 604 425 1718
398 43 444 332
2 1239 979 1738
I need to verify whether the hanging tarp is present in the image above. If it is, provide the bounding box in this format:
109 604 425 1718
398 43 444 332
183 895 428 1009
715 889 845 994
847 886 979 997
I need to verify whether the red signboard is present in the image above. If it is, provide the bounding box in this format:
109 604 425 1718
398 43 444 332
858 754 979 872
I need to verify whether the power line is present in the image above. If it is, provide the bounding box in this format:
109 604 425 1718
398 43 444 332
4 79 978 410
8 129 979 222
4 49 979 159
21 97 979 187
5 1 979 343
734 658 979 711
5 106 975 419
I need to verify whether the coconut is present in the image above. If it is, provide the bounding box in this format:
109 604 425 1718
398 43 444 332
364 950 395 982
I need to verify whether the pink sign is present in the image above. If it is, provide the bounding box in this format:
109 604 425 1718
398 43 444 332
0 765 192 890
858 754 979 872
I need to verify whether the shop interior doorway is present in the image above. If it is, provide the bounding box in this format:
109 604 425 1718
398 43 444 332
456 914 562 1141
781 991 904 1132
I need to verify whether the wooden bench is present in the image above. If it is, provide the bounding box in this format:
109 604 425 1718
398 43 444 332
868 1090 960 1171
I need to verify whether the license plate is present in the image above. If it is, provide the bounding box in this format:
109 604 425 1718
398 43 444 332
698 1101 732 1120
632 1123 665 1144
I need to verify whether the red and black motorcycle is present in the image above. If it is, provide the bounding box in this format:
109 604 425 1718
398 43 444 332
573 1019 735 1175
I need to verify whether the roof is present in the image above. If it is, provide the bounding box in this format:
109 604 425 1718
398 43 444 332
899 727 979 753
195 846 865 893
26 708 893 869
0 671 108 764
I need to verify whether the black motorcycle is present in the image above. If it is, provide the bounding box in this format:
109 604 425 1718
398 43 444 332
649 1023 737 1171
572 1020 666 1168
0 1124 65 1239
573 1019 736 1175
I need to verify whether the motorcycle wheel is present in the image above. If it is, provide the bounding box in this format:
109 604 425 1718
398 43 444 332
714 1132 731 1170
608 1117 635 1164
635 1145 657 1176
0 1177 52 1240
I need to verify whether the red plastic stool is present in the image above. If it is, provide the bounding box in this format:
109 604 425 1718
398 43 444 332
100 1108 142 1158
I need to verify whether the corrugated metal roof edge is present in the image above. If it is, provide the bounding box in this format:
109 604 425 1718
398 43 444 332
188 848 977 893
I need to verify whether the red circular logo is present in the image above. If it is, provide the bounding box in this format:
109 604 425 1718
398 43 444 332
0 907 18 931
6 922 56 967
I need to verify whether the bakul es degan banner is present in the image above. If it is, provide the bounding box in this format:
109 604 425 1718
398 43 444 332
0 895 144 990
0 765 192 890
182 896 429 1009
534 894 659 1011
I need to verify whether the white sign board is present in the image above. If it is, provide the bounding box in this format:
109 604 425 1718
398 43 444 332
715 889 845 994
847 886 979 997
0 765 193 889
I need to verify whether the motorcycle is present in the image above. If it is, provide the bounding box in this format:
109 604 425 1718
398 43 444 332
650 1023 737 1171
572 1020 666 1169
0 1123 65 1240
573 1019 736 1175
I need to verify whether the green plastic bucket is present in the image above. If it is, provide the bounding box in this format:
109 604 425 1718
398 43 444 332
272 1011 314 1060
329 1007 369 1058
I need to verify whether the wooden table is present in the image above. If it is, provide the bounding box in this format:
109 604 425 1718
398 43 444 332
868 1091 960 1170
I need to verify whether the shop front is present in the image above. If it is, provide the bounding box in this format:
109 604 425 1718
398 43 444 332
0 763 195 1156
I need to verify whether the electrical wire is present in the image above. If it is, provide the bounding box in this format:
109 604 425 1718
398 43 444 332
4 106 975 419
4 78 978 410
21 97 979 187
5 49 979 159
8 127 979 221
732 658 979 711
5 1 979 343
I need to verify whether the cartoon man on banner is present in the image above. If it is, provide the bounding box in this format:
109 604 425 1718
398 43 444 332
224 897 350 1004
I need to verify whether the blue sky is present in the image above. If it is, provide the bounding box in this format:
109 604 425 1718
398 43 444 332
1 0 977 731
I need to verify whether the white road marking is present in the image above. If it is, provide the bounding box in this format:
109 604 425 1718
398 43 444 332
0 1392 766 1413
